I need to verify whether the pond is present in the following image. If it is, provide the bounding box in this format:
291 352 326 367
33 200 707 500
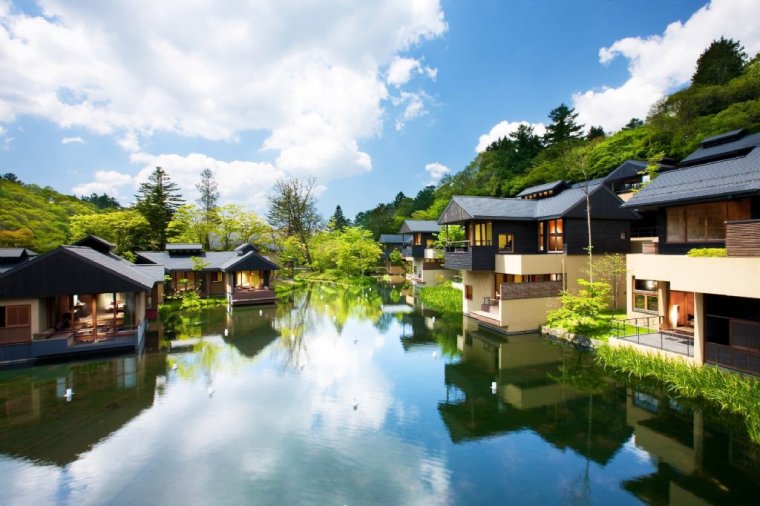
0 282 759 505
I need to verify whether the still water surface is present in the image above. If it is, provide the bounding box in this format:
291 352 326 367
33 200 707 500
1 283 759 505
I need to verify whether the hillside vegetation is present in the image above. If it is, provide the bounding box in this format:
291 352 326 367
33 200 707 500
356 40 760 234
0 177 98 251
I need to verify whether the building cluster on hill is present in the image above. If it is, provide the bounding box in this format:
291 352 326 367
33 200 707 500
384 128 760 376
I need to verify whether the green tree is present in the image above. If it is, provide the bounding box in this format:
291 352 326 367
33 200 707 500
267 178 321 265
591 253 627 309
135 167 184 250
0 228 35 248
586 125 605 140
80 193 121 210
196 168 220 249
692 37 747 86
335 227 382 276
621 118 644 130
69 209 151 259
328 205 350 231
544 103 585 147
546 279 611 336
167 205 208 246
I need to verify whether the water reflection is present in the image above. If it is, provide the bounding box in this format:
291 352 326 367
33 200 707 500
0 354 166 466
0 283 758 504
441 320 760 504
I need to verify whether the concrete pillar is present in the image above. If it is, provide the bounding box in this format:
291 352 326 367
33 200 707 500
658 281 670 330
693 292 705 364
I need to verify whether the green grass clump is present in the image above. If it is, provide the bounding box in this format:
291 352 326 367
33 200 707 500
686 247 727 257
596 345 760 443
417 282 462 314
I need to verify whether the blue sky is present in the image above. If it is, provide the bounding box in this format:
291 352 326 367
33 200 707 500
1 0 759 220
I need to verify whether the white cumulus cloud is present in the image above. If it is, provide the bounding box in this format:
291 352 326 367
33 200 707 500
573 0 760 131
72 170 134 199
0 0 447 181
475 120 546 153
61 136 84 145
424 162 450 184
386 56 437 87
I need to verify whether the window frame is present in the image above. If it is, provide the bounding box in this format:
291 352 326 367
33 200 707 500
497 233 514 253
632 278 659 314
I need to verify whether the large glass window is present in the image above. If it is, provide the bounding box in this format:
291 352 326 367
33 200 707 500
538 222 544 252
471 222 492 246
633 278 659 313
548 219 564 252
667 199 750 243
498 233 514 252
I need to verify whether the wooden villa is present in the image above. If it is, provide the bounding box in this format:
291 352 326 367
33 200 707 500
0 236 164 364
136 242 280 305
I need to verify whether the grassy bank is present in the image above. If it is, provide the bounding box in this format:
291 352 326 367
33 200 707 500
596 345 760 443
417 282 462 314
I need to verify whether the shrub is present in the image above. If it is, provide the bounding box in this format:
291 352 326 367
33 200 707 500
417 282 462 314
686 247 727 257
546 279 612 337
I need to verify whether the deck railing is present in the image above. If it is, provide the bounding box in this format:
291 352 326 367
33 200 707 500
612 316 694 357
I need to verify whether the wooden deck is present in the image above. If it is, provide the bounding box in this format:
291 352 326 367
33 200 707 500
230 288 277 305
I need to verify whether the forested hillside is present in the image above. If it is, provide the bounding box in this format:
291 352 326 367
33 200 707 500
0 175 99 251
356 38 760 236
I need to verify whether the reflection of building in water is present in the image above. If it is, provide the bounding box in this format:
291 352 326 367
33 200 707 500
622 387 760 504
0 353 166 466
222 305 279 358
440 321 632 465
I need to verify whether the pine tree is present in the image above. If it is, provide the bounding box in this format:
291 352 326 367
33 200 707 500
587 125 605 140
135 167 184 250
543 103 584 147
329 205 350 231
692 37 747 86
195 168 220 249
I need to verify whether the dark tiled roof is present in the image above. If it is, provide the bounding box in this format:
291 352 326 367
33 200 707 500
439 180 638 224
0 248 36 259
516 180 567 197
132 264 167 284
136 251 236 271
623 147 760 209
73 235 116 253
64 247 155 290
137 249 279 272
679 131 760 166
603 160 647 183
399 220 440 233
221 251 280 271
378 234 410 244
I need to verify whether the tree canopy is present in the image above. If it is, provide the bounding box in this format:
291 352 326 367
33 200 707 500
267 177 321 264
135 166 184 250
692 37 747 86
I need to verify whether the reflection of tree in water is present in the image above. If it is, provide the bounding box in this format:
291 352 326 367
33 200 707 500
272 282 387 371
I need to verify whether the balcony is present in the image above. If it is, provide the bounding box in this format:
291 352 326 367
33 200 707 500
495 254 566 275
230 287 276 305
402 245 425 259
627 254 760 299
726 219 760 257
443 241 496 271
500 281 562 300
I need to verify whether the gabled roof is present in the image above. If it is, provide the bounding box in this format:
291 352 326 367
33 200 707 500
603 160 648 183
0 248 37 259
132 264 167 284
378 234 410 244
439 180 638 224
136 251 236 271
399 220 440 234
73 235 116 254
679 130 760 167
0 246 154 298
136 247 280 272
516 180 568 198
221 250 280 272
623 146 760 209
166 243 204 254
